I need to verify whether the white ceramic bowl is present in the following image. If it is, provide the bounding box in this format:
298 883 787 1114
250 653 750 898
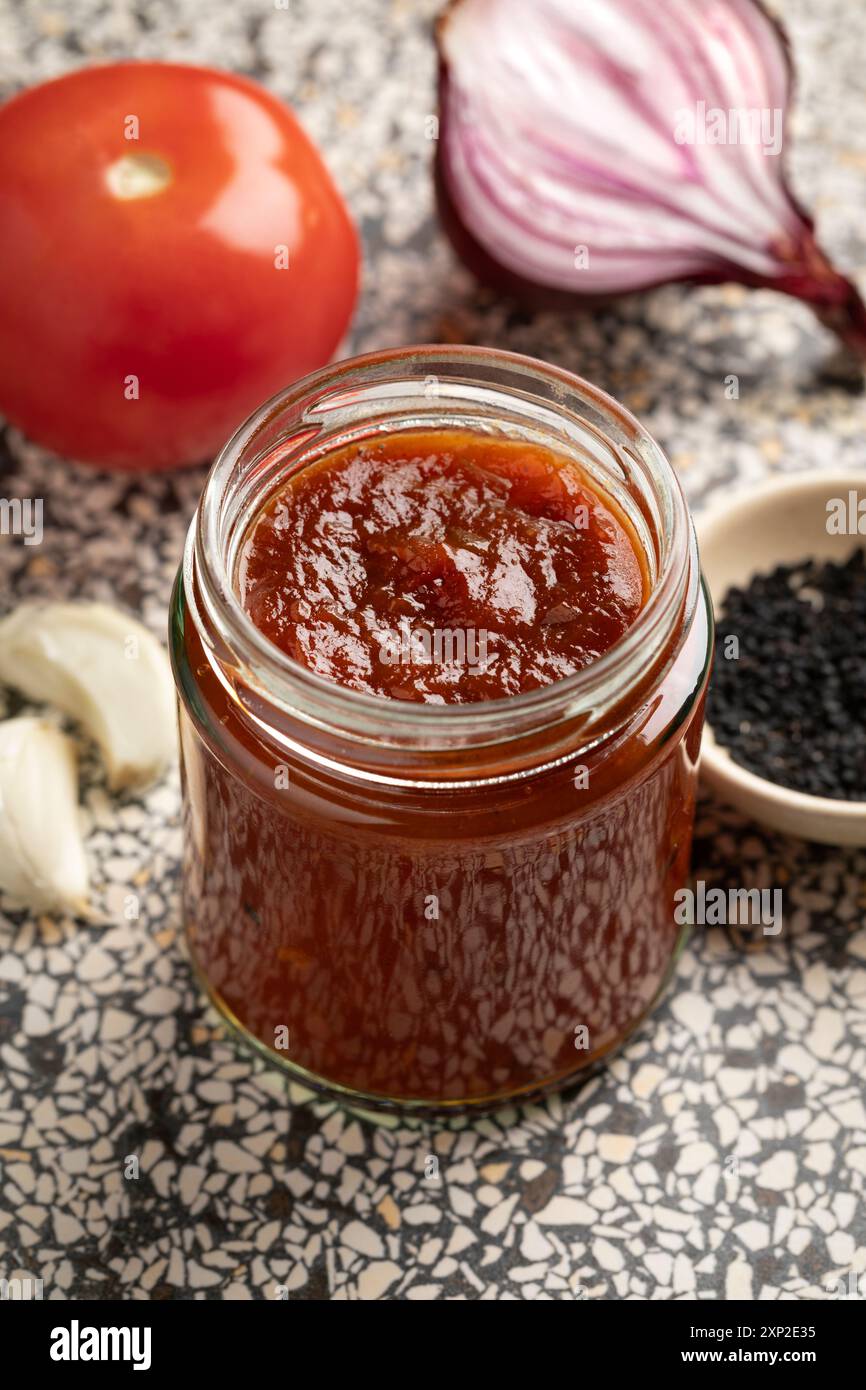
696 470 866 846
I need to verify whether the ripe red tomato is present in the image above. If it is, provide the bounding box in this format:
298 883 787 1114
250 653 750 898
0 63 359 470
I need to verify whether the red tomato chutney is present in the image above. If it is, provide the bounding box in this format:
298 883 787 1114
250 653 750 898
238 431 648 701
172 349 711 1111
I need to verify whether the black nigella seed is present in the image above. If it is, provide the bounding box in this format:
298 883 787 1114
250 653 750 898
708 548 866 802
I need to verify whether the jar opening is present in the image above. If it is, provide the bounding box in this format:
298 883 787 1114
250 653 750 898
187 345 697 773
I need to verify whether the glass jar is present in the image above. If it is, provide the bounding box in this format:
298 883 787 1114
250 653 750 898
170 346 712 1113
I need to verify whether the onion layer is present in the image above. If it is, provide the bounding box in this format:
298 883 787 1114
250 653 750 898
435 0 866 357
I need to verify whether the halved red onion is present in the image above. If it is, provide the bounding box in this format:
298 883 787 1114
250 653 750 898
435 0 866 356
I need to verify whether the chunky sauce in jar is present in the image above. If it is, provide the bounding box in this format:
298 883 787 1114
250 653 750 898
178 414 708 1109
238 430 648 702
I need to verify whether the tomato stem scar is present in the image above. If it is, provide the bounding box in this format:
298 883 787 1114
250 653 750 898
104 152 172 200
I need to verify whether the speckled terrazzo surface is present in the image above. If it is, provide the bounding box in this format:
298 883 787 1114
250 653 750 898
1 0 865 1301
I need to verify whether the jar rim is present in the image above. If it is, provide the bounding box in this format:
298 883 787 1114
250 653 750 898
189 344 697 758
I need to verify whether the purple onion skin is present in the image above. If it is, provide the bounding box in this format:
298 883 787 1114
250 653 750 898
434 0 866 359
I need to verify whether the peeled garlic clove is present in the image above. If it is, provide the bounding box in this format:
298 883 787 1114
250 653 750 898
0 716 88 913
0 602 176 790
